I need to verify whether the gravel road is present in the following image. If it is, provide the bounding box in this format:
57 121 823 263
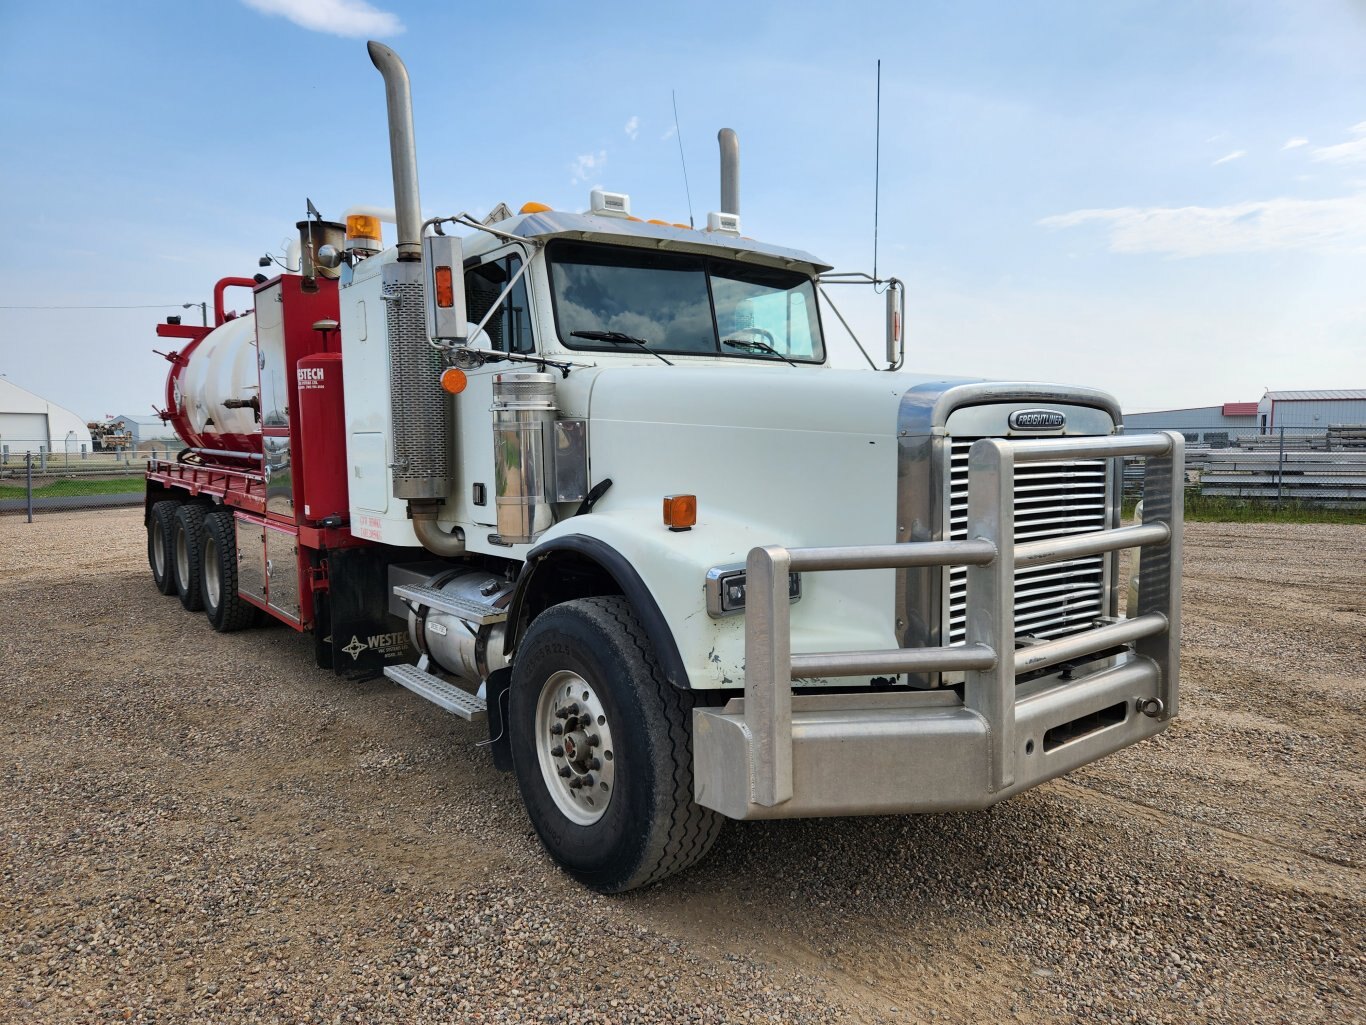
2 510 1362 1024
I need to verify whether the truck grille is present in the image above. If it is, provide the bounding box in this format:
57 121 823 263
945 438 1108 645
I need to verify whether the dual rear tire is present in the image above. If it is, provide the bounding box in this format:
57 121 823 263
147 500 256 632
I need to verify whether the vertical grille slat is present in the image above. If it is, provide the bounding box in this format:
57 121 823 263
945 437 1108 646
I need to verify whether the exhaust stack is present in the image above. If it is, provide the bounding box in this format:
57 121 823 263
367 41 422 261
718 128 740 215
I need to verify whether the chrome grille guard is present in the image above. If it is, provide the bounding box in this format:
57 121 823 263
698 431 1182 816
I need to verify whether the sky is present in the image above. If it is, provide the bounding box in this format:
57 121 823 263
1 0 1364 421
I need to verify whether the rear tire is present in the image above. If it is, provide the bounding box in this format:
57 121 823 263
173 504 208 612
200 510 257 632
147 500 180 595
509 596 722 892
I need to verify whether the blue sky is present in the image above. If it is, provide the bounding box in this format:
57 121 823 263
2 0 1364 420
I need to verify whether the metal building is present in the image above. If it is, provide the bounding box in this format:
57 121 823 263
1256 390 1366 432
1123 402 1257 446
0 378 93 453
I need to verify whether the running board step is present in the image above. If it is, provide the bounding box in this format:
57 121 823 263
392 583 507 625
384 663 487 721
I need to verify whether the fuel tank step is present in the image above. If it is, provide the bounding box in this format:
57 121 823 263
384 663 487 721
393 583 508 625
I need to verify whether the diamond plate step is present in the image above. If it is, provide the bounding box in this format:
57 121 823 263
393 583 507 625
384 663 487 721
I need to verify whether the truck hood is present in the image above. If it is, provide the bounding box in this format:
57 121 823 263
584 365 979 437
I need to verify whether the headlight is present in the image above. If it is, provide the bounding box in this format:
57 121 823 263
705 564 801 618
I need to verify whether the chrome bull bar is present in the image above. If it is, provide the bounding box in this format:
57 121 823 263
694 431 1183 817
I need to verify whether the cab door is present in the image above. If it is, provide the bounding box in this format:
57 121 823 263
450 245 538 527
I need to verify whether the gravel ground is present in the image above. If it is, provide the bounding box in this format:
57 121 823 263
1 509 1362 1024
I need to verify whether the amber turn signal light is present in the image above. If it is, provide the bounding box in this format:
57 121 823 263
663 494 696 531
439 367 468 395
434 265 455 308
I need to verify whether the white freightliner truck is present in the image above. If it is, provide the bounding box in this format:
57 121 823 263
143 42 1183 892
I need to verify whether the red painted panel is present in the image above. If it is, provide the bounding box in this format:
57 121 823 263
296 352 350 524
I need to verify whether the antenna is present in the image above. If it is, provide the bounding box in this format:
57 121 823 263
672 90 695 229
873 59 881 283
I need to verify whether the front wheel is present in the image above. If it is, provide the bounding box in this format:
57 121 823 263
509 596 722 892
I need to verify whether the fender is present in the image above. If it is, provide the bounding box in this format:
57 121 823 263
506 532 693 690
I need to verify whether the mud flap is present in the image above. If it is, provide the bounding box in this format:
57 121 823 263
322 546 417 679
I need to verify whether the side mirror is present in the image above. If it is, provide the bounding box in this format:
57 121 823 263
423 233 467 343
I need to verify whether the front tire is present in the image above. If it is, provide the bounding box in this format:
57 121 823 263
509 596 722 892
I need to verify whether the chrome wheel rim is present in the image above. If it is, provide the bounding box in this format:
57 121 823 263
175 526 189 587
203 534 221 611
152 520 166 577
534 670 616 825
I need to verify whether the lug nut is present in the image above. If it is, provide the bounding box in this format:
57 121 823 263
590 757 602 771
551 746 564 757
558 766 571 778
550 723 564 736
554 708 569 720
587 733 600 747
565 703 580 715
583 773 595 787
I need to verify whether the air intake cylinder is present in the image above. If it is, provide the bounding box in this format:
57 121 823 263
492 371 558 543
385 261 450 500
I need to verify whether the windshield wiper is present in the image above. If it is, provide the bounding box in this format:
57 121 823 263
722 338 797 367
571 330 674 366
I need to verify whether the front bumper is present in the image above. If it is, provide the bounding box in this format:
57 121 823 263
694 654 1164 819
691 431 1183 822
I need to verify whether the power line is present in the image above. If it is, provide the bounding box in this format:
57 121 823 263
0 303 194 310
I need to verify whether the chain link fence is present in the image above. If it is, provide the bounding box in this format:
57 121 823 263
6 422 1364 520
1123 423 1366 511
0 441 159 518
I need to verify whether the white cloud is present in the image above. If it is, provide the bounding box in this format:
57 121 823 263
240 0 403 38
1039 193 1366 258
661 126 677 141
624 116 640 141
1212 150 1246 166
1283 137 1309 150
1310 121 1366 165
569 150 607 185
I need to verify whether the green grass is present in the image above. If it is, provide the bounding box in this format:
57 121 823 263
0 477 144 500
1123 494 1366 525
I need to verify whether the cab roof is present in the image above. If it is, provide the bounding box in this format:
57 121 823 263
465 208 834 274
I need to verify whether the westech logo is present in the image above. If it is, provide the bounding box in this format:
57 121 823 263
1008 408 1067 431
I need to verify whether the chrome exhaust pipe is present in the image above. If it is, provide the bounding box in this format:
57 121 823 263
718 128 740 215
367 41 422 262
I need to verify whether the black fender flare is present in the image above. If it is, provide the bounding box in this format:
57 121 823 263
505 534 693 691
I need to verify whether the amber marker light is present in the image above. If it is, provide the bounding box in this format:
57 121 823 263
519 201 553 214
434 265 455 308
439 368 468 395
663 494 697 531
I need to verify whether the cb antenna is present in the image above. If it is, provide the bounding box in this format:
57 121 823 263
873 59 882 283
672 89 695 229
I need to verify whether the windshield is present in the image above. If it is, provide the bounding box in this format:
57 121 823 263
548 241 825 363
